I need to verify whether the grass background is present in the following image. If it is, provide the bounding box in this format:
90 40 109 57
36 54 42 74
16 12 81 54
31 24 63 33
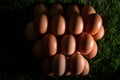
0 0 120 80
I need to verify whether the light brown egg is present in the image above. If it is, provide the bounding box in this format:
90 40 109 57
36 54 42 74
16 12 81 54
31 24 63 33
25 21 38 40
85 40 98 59
51 54 66 76
77 32 94 55
32 40 44 59
61 35 76 55
70 52 85 75
51 15 66 36
34 14 48 34
93 25 105 40
67 4 79 18
85 13 102 35
69 14 83 35
81 5 96 21
34 4 47 17
81 58 90 76
50 3 63 16
43 34 57 56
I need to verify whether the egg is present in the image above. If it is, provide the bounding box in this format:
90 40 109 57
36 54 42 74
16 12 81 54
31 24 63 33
34 4 47 17
70 52 85 75
66 4 79 18
34 14 48 34
81 58 90 76
25 21 38 40
42 34 57 56
85 40 98 59
50 3 63 16
77 32 94 55
93 25 105 40
51 54 66 76
32 40 44 59
69 14 83 35
51 15 66 36
81 5 96 21
85 13 102 35
61 35 76 55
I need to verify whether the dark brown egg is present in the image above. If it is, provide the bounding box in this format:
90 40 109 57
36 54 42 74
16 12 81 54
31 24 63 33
70 52 85 75
85 13 102 35
43 34 57 56
51 15 66 36
25 21 38 40
61 35 76 55
51 54 66 76
69 14 83 35
77 32 94 55
34 14 48 34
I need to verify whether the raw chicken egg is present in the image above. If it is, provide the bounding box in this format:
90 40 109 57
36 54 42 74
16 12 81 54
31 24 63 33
42 34 57 56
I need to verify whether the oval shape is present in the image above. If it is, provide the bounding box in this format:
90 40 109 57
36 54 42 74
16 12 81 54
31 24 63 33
25 21 38 40
43 34 57 56
77 32 94 55
70 52 85 75
61 35 76 55
50 3 63 16
51 54 66 76
81 5 96 21
85 41 98 59
34 14 48 34
51 15 66 36
93 25 105 40
85 13 102 35
69 14 83 35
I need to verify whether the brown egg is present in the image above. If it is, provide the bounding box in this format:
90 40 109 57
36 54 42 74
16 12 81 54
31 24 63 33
61 35 76 55
51 54 66 76
32 40 44 59
25 21 38 40
93 25 105 40
85 40 98 59
81 5 96 21
81 58 90 76
43 34 57 56
50 3 63 16
77 32 94 55
69 14 83 35
85 13 102 35
34 14 48 34
67 4 79 18
34 4 47 17
51 15 66 36
70 52 85 75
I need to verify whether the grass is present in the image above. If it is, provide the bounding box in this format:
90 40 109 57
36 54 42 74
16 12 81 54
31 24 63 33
0 0 120 80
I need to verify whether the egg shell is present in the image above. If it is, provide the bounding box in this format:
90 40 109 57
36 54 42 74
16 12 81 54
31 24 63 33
61 35 76 55
34 4 47 17
34 14 48 34
70 52 85 75
77 32 94 55
81 5 96 21
69 14 83 35
32 39 44 59
81 58 90 76
93 25 105 40
66 4 79 18
25 21 38 40
51 15 66 36
50 3 63 16
51 54 66 76
85 13 102 35
43 34 57 56
85 40 98 59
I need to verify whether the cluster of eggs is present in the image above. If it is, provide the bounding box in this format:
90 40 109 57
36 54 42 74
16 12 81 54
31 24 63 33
25 3 104 77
